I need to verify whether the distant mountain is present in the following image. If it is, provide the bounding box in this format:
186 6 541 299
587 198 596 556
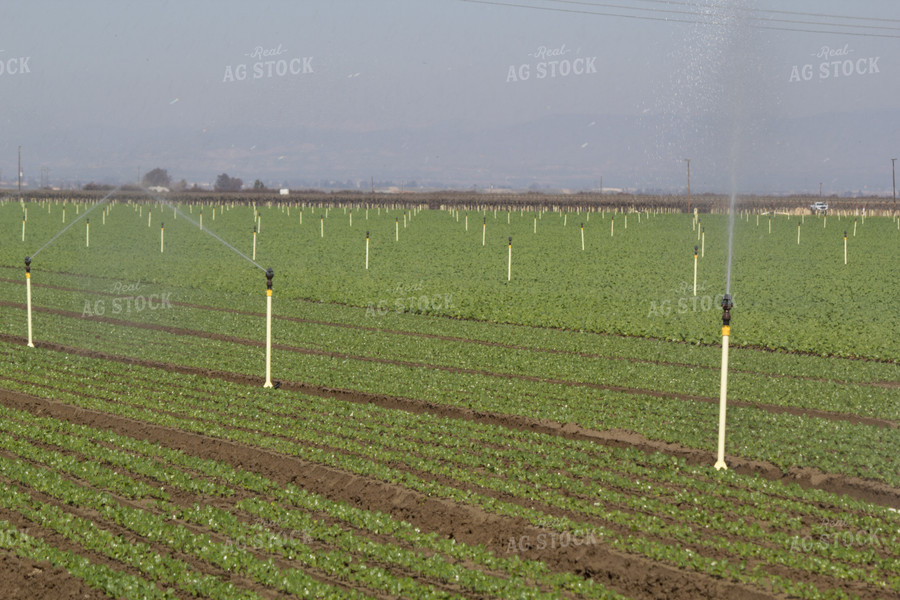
23 108 900 194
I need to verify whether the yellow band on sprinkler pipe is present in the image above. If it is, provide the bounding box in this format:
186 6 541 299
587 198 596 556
722 326 730 336
267 289 272 297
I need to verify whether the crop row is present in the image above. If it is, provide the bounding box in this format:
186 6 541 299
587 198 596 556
0 401 623 599
4 275 898 423
2 312 898 491
1 346 897 598
3 202 899 359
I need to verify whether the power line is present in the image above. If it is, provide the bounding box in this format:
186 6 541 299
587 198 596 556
621 0 900 25
457 0 900 38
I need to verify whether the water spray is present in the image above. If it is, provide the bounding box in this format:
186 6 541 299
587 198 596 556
263 268 275 388
25 257 34 348
714 293 733 471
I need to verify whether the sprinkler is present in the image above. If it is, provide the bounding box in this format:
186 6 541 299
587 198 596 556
507 236 512 281
263 268 275 388
25 257 34 348
844 230 848 265
714 293 733 471
365 230 370 270
693 245 699 296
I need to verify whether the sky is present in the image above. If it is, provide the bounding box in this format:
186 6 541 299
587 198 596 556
1 0 898 193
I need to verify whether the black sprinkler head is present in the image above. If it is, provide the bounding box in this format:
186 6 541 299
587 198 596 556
266 268 274 289
721 294 733 325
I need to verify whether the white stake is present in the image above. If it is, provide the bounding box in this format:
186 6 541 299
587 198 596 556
253 227 257 261
263 269 274 388
507 237 512 281
714 297 733 470
160 223 164 253
581 223 584 251
693 246 698 296
25 258 34 348
482 218 486 246
86 220 90 247
365 231 370 270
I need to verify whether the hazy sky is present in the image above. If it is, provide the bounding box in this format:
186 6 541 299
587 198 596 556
2 0 898 192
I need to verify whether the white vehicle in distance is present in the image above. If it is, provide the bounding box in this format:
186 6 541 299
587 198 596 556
810 201 828 214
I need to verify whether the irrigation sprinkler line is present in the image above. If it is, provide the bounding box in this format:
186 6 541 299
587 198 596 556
29 187 119 259
141 187 266 272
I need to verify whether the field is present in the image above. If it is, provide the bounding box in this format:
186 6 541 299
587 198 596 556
0 191 898 599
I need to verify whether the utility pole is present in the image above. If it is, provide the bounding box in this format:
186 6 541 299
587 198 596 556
892 158 896 207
